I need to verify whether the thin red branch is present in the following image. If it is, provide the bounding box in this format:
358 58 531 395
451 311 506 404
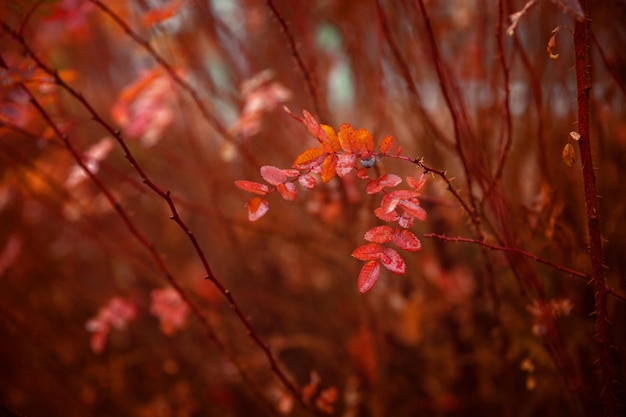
492 0 513 181
574 4 618 415
423 233 626 303
0 22 308 411
5 73 282 415
373 0 454 151
265 0 325 121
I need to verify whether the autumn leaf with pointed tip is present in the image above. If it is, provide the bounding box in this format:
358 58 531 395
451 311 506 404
358 261 381 293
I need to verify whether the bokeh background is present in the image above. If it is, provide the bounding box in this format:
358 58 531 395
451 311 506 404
1 0 625 416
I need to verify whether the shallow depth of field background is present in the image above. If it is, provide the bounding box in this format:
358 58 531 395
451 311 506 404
0 0 625 416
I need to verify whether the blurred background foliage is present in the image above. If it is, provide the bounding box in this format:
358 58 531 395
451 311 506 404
0 0 625 416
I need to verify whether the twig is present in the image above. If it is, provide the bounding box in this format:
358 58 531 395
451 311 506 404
86 0 257 166
492 0 513 182
373 0 454 151
573 4 618 415
265 0 325 121
423 233 626 303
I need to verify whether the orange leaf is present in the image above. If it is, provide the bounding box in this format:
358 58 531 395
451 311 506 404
246 197 269 221
358 261 380 293
379 135 394 154
320 155 337 183
321 124 341 152
293 147 325 169
352 128 374 154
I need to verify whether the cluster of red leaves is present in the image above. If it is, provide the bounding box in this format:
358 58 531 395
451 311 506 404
85 296 136 354
236 109 427 293
150 287 189 336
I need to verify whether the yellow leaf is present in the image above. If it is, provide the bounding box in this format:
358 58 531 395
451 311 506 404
293 147 324 168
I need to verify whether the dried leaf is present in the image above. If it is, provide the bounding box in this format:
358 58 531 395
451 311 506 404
380 248 406 274
393 229 422 251
352 243 383 261
569 131 581 141
379 135 394 154
364 225 394 243
562 143 575 167
260 165 288 185
235 180 269 195
547 33 559 59
246 197 269 221
357 261 381 293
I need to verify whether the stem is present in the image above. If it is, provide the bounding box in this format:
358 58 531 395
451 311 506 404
573 5 618 416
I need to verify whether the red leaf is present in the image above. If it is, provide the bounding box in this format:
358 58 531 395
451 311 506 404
260 165 287 185
380 194 400 214
379 173 402 187
150 287 188 336
366 173 402 194
352 243 383 261
379 135 394 154
399 200 427 221
380 248 406 274
303 110 321 139
283 169 300 177
235 180 269 195
357 261 380 293
393 229 422 251
246 197 269 221
364 225 394 243
336 153 357 177
398 213 416 229
277 182 297 201
374 207 398 222
407 173 426 191
298 174 317 189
